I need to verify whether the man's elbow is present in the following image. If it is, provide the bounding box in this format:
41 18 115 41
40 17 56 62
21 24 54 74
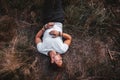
67 35 72 42
35 36 38 43
69 35 72 40
35 37 41 44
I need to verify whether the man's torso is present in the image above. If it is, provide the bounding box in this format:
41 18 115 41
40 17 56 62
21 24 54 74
37 22 68 55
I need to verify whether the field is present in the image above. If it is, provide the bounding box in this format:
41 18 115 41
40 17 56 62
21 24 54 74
0 0 120 80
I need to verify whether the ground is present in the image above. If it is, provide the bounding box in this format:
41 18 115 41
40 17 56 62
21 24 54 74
0 0 120 80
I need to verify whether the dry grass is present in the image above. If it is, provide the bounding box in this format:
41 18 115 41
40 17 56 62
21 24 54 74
0 35 40 80
0 15 17 42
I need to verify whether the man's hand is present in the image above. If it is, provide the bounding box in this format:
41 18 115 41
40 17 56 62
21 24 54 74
44 22 54 30
49 30 60 38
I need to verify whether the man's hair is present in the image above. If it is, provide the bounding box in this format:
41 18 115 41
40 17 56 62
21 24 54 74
49 60 65 71
51 63 60 69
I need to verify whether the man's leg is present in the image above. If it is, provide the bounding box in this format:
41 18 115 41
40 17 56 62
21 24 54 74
42 0 64 24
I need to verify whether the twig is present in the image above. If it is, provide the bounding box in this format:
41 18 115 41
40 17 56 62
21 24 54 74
106 45 114 60
11 37 18 53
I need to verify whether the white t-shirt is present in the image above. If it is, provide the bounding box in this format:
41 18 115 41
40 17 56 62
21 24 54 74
37 22 69 56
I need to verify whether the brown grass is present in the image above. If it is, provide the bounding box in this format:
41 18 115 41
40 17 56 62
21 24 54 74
0 15 17 42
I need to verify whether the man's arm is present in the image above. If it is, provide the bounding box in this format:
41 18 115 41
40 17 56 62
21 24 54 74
35 22 54 44
62 33 72 46
49 30 72 46
35 28 45 44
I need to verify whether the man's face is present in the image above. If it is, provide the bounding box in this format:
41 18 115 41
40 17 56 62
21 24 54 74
54 54 63 67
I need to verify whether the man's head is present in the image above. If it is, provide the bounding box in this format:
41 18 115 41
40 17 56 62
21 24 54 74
53 54 63 67
49 50 63 67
